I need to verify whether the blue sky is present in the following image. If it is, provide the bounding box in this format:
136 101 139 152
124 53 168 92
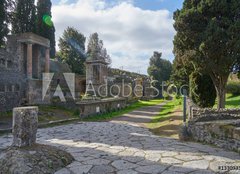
53 0 184 12
133 0 184 12
52 0 184 74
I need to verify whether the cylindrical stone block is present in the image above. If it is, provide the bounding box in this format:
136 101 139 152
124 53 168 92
12 106 38 147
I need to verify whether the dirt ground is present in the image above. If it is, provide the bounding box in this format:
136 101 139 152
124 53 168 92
149 109 183 139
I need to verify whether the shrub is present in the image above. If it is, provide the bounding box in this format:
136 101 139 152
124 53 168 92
226 82 240 96
190 71 217 108
73 109 80 116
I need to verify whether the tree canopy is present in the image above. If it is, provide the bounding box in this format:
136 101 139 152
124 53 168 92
148 52 172 84
58 27 86 75
190 71 217 108
87 33 111 64
36 0 56 58
174 0 240 109
148 52 172 98
12 0 36 34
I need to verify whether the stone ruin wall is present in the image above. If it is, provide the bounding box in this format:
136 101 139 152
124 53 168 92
0 47 26 112
186 98 240 121
186 98 240 152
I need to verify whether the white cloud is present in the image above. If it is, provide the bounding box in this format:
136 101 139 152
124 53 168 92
52 0 175 74
59 0 69 5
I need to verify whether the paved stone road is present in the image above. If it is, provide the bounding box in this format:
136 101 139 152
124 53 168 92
111 103 166 126
0 104 240 174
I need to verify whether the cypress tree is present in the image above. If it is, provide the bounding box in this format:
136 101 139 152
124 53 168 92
12 0 36 34
174 0 240 109
59 27 86 75
36 0 56 58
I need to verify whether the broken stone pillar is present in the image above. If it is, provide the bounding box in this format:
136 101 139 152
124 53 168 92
12 106 38 147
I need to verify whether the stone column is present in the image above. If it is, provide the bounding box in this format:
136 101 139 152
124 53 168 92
27 43 33 78
33 45 40 79
45 48 50 73
12 106 38 147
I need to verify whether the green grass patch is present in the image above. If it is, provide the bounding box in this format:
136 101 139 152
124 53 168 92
147 98 182 127
32 105 78 123
146 98 183 139
83 99 164 121
225 94 240 109
214 93 240 109
0 111 12 117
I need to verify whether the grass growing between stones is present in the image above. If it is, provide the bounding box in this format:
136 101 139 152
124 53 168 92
83 99 164 121
0 105 80 130
146 98 183 139
38 105 79 123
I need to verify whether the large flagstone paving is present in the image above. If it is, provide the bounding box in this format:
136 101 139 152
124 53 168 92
0 121 240 174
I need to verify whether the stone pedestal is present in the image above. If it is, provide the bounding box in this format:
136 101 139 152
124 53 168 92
12 106 38 147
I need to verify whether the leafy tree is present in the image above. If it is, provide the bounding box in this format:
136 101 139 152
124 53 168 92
148 52 172 83
174 0 240 109
0 0 8 46
58 27 86 75
170 53 194 88
190 71 217 108
12 0 36 34
36 0 56 57
87 33 111 64
148 52 172 97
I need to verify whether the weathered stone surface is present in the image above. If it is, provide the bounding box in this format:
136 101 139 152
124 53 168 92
90 165 115 174
68 164 92 174
12 106 38 147
188 119 240 153
167 165 196 173
82 158 110 165
175 155 203 161
117 169 138 174
54 168 71 174
111 160 138 170
161 157 183 164
135 165 168 174
0 144 74 174
183 160 209 170
186 98 240 153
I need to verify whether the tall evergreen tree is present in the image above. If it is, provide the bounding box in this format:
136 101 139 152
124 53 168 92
148 52 172 84
147 52 172 97
12 0 36 34
174 0 240 109
36 0 56 57
0 0 8 46
58 27 86 75
87 33 111 63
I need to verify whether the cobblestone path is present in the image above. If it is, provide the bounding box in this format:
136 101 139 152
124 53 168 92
0 104 239 174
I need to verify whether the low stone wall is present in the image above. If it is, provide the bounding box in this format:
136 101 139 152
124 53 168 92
186 98 240 152
76 98 127 118
186 98 240 120
188 119 240 153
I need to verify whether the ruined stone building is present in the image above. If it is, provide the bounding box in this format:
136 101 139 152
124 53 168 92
0 33 154 112
0 33 50 111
